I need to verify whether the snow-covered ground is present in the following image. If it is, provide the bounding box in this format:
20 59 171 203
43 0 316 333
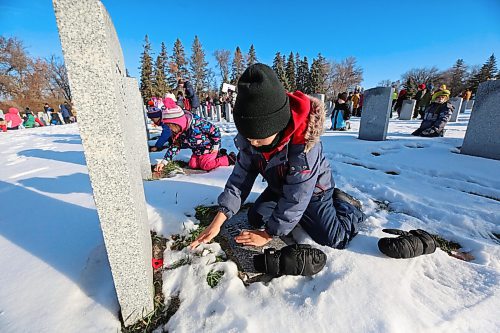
1 112 499 333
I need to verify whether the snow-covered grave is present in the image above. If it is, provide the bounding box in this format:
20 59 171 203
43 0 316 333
1 110 499 332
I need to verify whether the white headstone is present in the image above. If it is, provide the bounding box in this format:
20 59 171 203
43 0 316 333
399 99 416 120
461 80 500 160
358 87 393 141
226 103 233 122
449 97 463 122
216 104 222 122
53 0 154 326
311 93 325 105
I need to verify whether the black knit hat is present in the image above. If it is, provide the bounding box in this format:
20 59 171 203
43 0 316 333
233 63 291 139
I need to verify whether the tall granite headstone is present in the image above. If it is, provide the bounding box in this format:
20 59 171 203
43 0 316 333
461 80 500 160
359 87 393 141
449 97 463 122
53 0 154 326
399 99 416 120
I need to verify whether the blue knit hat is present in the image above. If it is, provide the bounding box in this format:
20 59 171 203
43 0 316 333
147 107 162 119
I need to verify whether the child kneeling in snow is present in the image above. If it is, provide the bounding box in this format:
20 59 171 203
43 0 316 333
154 98 236 172
190 64 365 249
412 88 453 137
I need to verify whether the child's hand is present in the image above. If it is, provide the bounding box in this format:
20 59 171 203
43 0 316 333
154 162 165 172
190 211 227 249
150 146 158 152
190 223 221 249
235 230 272 247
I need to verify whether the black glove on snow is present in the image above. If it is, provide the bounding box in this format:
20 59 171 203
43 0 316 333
378 229 437 259
253 244 327 277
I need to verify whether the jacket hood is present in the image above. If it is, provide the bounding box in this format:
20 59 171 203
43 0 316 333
262 91 325 159
8 107 19 114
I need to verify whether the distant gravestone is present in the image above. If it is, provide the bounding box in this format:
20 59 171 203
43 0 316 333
449 97 463 122
459 100 468 114
53 0 154 326
461 80 500 160
467 99 475 111
359 87 393 141
217 209 293 284
226 103 233 122
312 93 325 105
216 105 222 122
399 99 416 120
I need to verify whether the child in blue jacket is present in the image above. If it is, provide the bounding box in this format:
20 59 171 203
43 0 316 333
191 64 365 249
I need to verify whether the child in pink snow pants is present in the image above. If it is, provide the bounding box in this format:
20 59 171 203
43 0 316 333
154 98 235 172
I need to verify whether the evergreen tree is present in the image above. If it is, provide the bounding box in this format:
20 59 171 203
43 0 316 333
448 59 467 96
468 53 497 92
153 42 169 97
403 77 417 98
230 46 246 85
295 52 302 91
169 38 189 87
247 44 258 66
285 52 296 91
272 52 289 91
310 53 329 93
299 56 311 93
189 35 208 95
139 35 154 102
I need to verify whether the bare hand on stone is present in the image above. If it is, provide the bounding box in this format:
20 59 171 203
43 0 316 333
235 230 272 247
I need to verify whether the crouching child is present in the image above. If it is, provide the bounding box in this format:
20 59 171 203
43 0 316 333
190 64 365 250
154 98 236 172
412 89 453 137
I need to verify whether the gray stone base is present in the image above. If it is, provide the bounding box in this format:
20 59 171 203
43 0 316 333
217 209 294 284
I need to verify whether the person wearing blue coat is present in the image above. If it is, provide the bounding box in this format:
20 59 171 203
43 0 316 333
190 64 364 250
179 79 200 110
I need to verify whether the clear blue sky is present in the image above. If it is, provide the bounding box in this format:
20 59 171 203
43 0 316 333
1 0 499 88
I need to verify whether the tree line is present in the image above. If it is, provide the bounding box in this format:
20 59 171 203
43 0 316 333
379 53 498 97
138 35 364 102
0 36 71 111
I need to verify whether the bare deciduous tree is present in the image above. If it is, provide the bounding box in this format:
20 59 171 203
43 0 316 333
213 49 231 85
45 55 71 101
328 56 363 96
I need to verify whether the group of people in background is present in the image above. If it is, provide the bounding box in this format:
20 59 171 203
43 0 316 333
0 101 76 132
328 84 474 138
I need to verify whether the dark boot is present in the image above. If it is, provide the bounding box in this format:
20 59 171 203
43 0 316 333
378 229 437 259
333 188 362 211
253 244 327 277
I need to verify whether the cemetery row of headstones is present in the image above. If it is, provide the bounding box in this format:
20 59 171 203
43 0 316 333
53 0 500 327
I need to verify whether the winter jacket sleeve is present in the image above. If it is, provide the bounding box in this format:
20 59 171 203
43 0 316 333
217 137 259 218
266 142 323 236
434 103 453 131
163 146 180 161
155 124 172 148
203 122 221 151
